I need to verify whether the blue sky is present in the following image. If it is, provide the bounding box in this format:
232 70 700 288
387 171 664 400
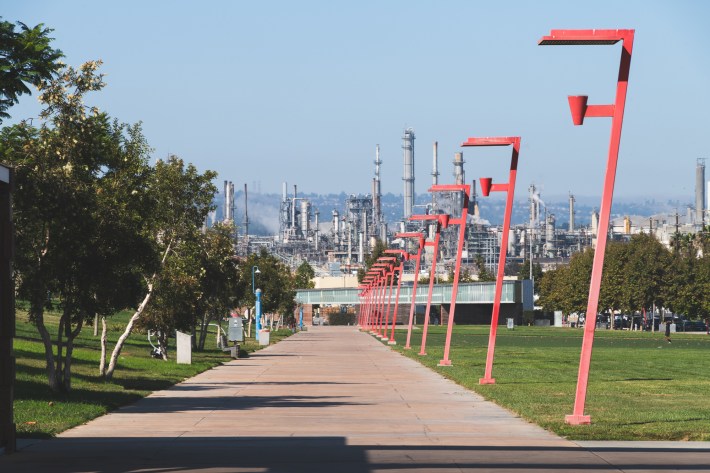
4 1 710 202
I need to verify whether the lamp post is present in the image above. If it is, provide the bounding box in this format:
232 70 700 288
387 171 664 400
375 257 397 341
366 267 385 334
251 265 261 340
384 249 411 345
427 184 471 366
462 137 521 384
255 288 262 340
372 260 395 337
251 265 260 294
395 232 426 349
362 274 377 331
409 213 450 356
539 28 634 425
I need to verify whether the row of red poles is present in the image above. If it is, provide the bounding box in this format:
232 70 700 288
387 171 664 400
357 29 634 426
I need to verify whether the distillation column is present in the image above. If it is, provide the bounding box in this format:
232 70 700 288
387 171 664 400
402 128 415 219
697 158 706 225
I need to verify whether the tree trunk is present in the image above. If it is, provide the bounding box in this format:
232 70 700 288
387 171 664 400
104 279 154 380
158 331 169 361
197 311 209 351
33 303 60 393
61 316 83 392
93 313 98 337
99 316 108 376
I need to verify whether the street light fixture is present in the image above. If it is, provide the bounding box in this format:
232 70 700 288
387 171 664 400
539 28 635 425
252 265 261 295
427 184 471 367
394 232 426 349
462 136 521 385
409 213 450 356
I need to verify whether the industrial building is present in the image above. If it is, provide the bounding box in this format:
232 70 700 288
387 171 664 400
223 132 708 287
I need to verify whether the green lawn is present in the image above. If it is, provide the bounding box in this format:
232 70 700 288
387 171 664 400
386 325 710 441
13 307 292 438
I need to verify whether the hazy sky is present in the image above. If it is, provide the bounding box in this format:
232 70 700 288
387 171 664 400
4 1 710 201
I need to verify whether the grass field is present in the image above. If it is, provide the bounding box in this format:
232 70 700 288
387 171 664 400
13 307 292 438
385 325 710 441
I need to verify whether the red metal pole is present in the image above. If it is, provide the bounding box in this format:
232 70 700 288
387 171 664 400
396 233 425 350
388 261 404 344
539 29 634 425
462 137 520 384
428 185 470 367
382 267 395 340
419 224 442 356
384 249 411 345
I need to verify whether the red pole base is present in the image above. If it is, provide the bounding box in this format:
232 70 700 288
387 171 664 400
438 359 452 366
404 346 411 350
387 340 397 345
418 351 427 356
479 378 496 385
565 414 591 425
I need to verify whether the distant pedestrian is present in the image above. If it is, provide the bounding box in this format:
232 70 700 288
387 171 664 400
665 319 672 343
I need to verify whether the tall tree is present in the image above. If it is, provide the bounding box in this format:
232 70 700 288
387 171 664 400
0 18 63 122
241 249 296 323
0 60 154 392
103 156 217 378
294 261 316 289
473 255 496 282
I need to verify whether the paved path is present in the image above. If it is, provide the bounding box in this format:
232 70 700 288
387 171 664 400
2 326 709 472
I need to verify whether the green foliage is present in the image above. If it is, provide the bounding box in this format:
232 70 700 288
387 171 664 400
518 259 543 293
0 18 63 122
241 249 296 318
326 312 357 325
357 238 387 283
474 255 496 282
537 233 706 319
294 260 315 289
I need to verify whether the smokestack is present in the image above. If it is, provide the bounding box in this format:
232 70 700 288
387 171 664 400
453 152 465 185
697 159 706 225
569 192 575 232
223 181 229 221
243 183 249 240
291 185 297 231
373 144 382 236
432 141 439 211
402 128 415 219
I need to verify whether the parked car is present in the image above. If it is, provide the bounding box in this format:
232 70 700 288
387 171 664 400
678 319 707 332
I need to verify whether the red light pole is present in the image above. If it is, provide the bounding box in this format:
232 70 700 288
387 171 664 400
539 29 634 425
375 257 397 340
462 137 521 384
428 184 471 366
384 249 412 345
372 259 395 337
395 232 426 349
409 213 451 356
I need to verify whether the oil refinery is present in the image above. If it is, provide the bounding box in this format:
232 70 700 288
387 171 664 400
219 134 708 283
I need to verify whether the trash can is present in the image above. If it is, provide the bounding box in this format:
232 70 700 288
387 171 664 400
506 318 514 329
259 330 270 346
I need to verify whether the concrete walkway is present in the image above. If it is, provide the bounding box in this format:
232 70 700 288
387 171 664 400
2 326 709 472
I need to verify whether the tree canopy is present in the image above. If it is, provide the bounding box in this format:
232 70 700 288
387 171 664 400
0 18 63 122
